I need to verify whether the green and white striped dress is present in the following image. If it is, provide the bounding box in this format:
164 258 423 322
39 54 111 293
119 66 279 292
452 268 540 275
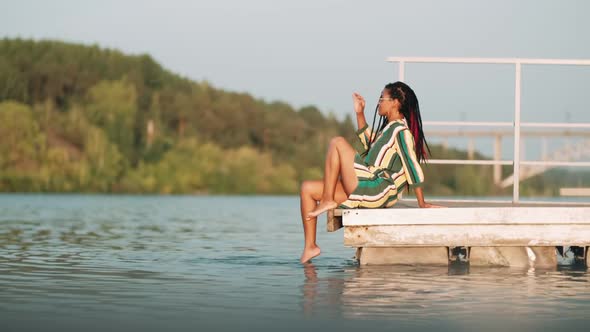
339 119 425 209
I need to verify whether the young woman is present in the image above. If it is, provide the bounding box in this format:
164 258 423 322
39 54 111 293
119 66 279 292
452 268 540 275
299 82 441 264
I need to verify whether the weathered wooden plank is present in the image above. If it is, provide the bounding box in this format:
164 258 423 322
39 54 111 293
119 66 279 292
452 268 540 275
342 207 590 226
344 225 590 247
326 209 343 232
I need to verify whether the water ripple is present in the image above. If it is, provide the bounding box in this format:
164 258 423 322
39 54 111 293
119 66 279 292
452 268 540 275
1 194 590 331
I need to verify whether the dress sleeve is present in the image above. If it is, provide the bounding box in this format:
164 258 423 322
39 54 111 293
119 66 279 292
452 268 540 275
395 129 425 188
353 124 372 155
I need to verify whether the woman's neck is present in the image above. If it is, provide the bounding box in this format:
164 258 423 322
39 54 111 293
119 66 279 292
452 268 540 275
387 114 404 122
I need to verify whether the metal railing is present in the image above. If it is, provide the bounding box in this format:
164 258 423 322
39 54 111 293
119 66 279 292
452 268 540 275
387 57 590 203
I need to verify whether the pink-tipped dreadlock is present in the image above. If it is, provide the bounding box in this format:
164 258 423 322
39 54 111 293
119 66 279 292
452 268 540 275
409 111 425 159
408 107 428 160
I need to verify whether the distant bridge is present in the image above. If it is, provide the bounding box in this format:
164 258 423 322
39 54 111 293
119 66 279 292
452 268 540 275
424 126 590 187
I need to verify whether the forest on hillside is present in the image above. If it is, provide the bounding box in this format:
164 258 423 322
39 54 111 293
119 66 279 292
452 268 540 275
1 38 586 196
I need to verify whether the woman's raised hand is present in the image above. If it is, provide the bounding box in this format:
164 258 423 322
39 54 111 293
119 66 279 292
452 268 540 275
352 92 365 114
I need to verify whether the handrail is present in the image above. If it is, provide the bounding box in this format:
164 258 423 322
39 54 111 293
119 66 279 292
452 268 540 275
425 131 590 137
427 160 513 166
389 57 590 202
387 57 590 65
423 121 590 129
426 160 590 167
423 121 513 127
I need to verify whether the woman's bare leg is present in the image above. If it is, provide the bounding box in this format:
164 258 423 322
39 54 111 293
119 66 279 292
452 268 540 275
307 137 358 220
300 180 349 263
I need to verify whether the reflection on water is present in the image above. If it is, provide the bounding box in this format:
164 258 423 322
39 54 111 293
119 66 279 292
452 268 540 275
301 263 590 324
1 194 590 331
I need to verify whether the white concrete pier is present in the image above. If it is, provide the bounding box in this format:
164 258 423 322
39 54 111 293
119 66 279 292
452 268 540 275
328 200 590 267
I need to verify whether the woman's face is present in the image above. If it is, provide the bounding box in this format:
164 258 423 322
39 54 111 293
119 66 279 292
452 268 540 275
378 89 398 117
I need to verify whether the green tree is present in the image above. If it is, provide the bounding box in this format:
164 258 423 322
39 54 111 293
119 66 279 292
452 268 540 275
86 79 137 163
0 101 45 170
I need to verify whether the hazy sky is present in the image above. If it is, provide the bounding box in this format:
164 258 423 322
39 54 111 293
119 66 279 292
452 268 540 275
2 0 590 157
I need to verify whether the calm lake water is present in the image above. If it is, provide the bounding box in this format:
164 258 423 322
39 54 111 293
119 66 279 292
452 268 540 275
1 194 589 332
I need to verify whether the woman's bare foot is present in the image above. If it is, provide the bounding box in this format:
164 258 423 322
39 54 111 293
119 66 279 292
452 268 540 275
300 245 321 264
306 200 337 220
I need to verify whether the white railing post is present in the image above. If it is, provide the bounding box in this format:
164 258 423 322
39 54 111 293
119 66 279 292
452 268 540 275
493 135 502 185
399 61 405 82
513 62 522 203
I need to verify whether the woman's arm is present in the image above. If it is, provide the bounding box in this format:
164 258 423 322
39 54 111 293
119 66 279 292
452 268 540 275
414 187 442 208
353 93 367 130
352 93 372 153
414 186 427 207
395 129 444 208
396 129 425 187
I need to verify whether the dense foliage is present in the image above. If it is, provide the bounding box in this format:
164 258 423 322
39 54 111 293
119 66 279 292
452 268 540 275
1 39 585 196
0 38 354 194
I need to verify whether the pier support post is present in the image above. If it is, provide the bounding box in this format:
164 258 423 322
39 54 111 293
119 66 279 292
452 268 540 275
529 246 558 268
470 247 529 267
494 135 502 185
326 209 342 232
469 247 557 268
356 247 449 266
